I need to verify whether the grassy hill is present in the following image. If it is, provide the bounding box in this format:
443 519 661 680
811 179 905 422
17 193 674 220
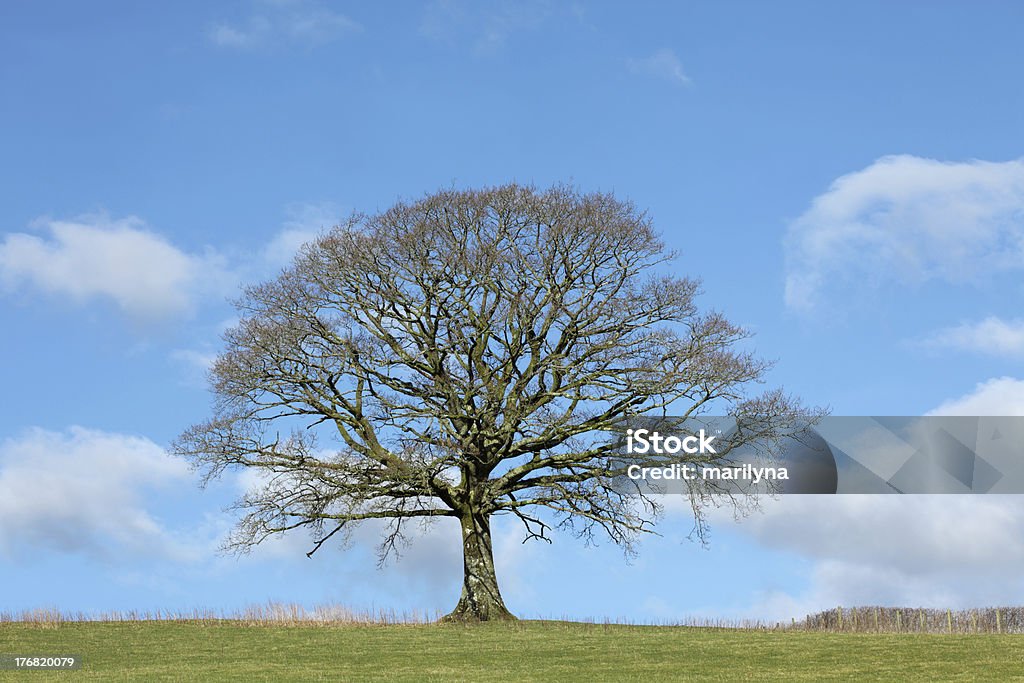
2 620 1023 681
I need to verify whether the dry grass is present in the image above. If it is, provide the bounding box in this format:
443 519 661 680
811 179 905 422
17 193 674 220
0 603 440 629
798 606 1024 634
4 603 1023 635
0 604 781 629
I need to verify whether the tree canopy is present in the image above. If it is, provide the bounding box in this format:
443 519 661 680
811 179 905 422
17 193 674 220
174 184 812 621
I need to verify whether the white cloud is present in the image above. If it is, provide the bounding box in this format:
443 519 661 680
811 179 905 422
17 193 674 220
928 376 1024 416
209 20 268 49
3 203 339 365
921 317 1024 357
208 1 360 50
627 48 692 87
263 202 339 268
0 427 197 561
264 228 318 267
0 214 226 320
171 348 217 373
717 495 1024 620
710 379 1024 620
785 155 1024 310
419 0 552 53
738 496 1024 577
170 348 218 388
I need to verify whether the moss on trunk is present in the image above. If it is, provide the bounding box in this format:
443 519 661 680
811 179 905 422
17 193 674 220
441 510 516 622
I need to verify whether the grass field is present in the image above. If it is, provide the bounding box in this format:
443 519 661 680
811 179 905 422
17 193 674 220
2 621 1023 681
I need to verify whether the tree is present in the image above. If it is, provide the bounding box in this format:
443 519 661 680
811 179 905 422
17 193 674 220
173 184 812 621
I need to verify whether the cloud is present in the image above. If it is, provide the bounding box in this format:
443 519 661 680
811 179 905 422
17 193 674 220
262 202 339 268
738 496 1024 578
0 427 197 561
785 155 1024 310
208 1 360 50
627 48 691 87
920 317 1024 357
171 348 218 373
0 203 337 333
0 203 331 324
0 214 227 320
719 495 1024 620
209 20 268 49
927 376 1024 416
712 379 1024 620
170 348 219 388
419 0 552 52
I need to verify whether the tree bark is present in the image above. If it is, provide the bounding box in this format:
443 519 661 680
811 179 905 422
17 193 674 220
441 509 516 622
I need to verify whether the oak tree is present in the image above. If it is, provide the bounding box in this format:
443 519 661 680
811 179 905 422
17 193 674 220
173 184 810 621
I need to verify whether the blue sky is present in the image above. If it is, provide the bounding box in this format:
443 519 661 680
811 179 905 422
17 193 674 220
3 0 1024 622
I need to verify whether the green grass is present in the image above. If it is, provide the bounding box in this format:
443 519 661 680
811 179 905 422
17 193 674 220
2 621 1023 681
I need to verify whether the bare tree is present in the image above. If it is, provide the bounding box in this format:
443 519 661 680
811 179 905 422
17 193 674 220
173 184 813 621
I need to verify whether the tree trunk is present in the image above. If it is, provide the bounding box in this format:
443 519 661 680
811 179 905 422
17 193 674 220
441 509 516 622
